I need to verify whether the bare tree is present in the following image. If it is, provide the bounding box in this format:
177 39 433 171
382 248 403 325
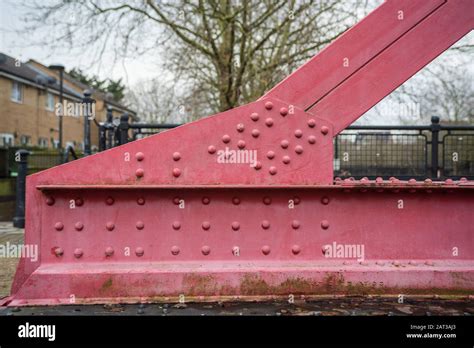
17 0 377 121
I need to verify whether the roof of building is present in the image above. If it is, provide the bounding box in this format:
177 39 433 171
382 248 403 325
0 52 136 116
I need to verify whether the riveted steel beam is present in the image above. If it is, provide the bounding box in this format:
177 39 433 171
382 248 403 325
4 0 474 306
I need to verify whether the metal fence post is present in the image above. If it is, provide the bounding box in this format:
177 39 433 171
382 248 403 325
13 149 29 228
98 124 106 152
119 113 130 145
430 116 440 179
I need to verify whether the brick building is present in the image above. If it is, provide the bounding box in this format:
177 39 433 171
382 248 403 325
0 53 136 151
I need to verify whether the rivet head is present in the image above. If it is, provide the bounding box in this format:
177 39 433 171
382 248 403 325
135 247 144 257
321 196 330 205
106 222 115 231
201 245 211 255
269 166 277 175
171 246 180 255
295 145 304 154
261 220 270 229
222 134 231 143
308 119 316 128
250 112 259 121
202 221 211 230
54 247 64 257
106 197 114 205
202 197 210 205
74 248 83 258
54 222 64 231
321 220 329 229
105 247 114 257
263 196 272 205
265 118 274 127
262 245 271 255
267 151 275 159
279 107 288 116
237 140 246 149
136 221 145 230
172 152 181 161
236 123 245 132
136 168 144 178
293 196 301 205
282 156 290 164
292 245 301 255
137 197 145 205
173 197 181 205
46 197 55 206
251 129 260 138
172 168 181 177
74 222 84 231
208 145 216 154
321 126 329 135
232 197 241 205
231 221 240 231
280 140 289 149
254 161 262 170
265 101 273 110
75 198 84 206
291 220 300 229
308 135 316 144
172 221 181 230
135 152 145 161
294 129 303 138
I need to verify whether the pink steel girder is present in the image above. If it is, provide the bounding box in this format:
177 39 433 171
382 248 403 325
4 0 474 306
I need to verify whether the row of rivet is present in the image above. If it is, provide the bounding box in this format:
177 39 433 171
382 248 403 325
54 219 330 231
54 245 306 258
55 246 440 265
335 177 468 185
47 195 328 206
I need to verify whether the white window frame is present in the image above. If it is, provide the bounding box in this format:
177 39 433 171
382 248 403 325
38 137 49 148
11 81 23 103
20 135 31 146
46 92 55 111
0 133 14 147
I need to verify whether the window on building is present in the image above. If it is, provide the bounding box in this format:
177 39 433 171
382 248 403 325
11 81 23 103
20 135 31 146
38 137 49 148
52 139 59 149
46 92 55 111
0 133 14 147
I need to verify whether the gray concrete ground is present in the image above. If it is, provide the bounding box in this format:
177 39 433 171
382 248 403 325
0 222 23 298
0 222 472 316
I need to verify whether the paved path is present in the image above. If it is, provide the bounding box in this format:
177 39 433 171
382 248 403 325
0 222 24 298
0 297 473 316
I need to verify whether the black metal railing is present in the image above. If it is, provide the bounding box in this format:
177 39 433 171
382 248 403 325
101 115 473 180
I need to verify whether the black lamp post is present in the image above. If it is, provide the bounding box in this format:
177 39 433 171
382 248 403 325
48 64 65 150
82 90 95 156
